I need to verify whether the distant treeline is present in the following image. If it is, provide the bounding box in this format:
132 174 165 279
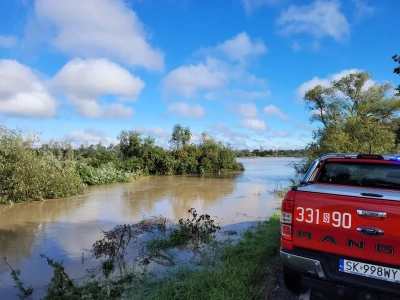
235 149 306 158
0 124 244 204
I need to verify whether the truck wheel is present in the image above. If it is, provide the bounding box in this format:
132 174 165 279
283 266 302 294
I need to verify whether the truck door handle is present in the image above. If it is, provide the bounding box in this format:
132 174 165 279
357 210 386 218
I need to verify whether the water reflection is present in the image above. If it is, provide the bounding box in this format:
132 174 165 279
0 157 300 299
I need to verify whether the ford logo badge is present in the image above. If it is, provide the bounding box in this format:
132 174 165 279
357 226 385 237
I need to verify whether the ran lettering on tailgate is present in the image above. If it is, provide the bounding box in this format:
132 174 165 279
296 207 352 229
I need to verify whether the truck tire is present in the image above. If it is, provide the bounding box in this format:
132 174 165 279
283 266 302 294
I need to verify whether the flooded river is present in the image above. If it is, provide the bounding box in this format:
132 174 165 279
0 157 301 299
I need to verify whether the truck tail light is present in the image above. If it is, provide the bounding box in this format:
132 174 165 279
281 191 295 242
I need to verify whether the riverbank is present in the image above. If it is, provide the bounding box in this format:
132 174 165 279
0 125 244 204
5 210 282 300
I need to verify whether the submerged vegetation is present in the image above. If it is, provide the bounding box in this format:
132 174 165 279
131 213 281 300
0 128 85 204
5 209 281 300
0 124 244 203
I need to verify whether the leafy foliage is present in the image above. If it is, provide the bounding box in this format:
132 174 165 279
0 124 244 203
0 127 85 203
393 54 400 96
179 208 220 237
40 254 123 300
76 163 133 185
296 72 400 172
3 258 33 299
91 224 136 278
170 124 192 150
146 208 221 252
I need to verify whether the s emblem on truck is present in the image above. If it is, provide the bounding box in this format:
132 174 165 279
357 226 385 237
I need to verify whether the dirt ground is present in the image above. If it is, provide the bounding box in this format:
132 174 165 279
265 260 331 300
264 258 298 300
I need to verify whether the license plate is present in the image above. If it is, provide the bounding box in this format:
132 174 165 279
339 258 400 283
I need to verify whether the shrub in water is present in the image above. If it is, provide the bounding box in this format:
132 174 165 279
0 127 85 203
76 162 133 185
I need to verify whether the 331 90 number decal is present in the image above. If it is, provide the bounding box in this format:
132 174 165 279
296 207 352 229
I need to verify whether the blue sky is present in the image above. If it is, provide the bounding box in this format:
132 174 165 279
0 0 399 150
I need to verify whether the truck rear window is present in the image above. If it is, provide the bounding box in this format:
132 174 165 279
316 162 400 190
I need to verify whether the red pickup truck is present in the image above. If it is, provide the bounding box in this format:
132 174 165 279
280 153 400 300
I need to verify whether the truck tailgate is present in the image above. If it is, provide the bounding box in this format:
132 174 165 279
293 184 400 267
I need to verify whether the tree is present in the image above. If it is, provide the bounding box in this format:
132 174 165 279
169 124 191 150
298 72 400 172
393 54 400 96
118 130 143 158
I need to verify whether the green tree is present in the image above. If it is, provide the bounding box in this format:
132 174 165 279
118 130 143 159
298 72 400 172
170 124 191 150
393 54 400 96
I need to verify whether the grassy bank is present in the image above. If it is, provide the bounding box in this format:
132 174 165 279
5 211 282 300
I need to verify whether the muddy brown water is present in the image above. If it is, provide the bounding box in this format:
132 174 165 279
0 157 301 299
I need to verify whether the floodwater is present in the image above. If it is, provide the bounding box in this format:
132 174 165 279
0 157 301 299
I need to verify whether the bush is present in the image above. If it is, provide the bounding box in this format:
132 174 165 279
198 135 244 174
76 162 133 186
0 127 85 203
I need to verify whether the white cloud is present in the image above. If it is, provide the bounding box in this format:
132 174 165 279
275 130 290 137
296 69 376 101
52 58 144 119
211 122 250 149
212 122 249 139
63 129 118 148
263 104 290 121
167 102 206 119
162 32 268 99
135 126 170 139
148 127 170 139
238 118 268 132
133 126 171 148
238 103 258 118
31 0 164 71
241 0 281 14
217 32 267 63
162 57 229 98
0 35 17 48
277 0 350 43
204 92 216 100
204 88 270 102
0 59 57 117
234 89 271 100
352 0 375 21
297 77 331 100
163 57 267 99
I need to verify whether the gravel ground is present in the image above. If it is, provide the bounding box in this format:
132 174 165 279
264 259 328 300
265 258 298 300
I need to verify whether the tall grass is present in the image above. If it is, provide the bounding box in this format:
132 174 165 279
0 127 85 203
